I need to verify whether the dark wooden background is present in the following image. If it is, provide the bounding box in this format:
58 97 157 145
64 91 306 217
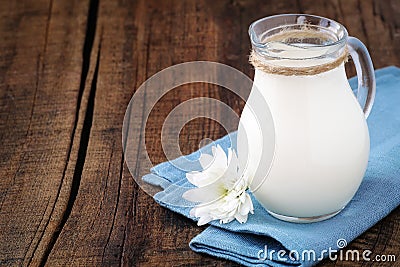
0 0 399 266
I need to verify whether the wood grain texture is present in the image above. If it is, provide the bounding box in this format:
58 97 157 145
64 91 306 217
0 0 90 265
0 0 399 266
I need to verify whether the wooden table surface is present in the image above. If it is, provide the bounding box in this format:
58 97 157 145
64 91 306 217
1 0 399 266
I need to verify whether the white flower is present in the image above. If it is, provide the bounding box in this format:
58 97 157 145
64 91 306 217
182 145 254 226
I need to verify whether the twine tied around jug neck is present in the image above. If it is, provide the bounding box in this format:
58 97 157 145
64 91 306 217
249 29 349 76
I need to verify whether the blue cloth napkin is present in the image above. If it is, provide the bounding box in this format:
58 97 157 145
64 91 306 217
143 66 400 266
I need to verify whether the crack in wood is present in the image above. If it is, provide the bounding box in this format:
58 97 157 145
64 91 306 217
37 0 100 265
101 147 123 264
119 223 128 266
41 47 101 266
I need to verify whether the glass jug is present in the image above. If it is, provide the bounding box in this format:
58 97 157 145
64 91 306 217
237 14 376 223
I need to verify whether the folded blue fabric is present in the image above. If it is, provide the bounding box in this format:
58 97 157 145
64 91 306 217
143 66 400 266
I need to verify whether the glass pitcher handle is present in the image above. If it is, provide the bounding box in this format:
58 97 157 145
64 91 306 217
347 37 376 118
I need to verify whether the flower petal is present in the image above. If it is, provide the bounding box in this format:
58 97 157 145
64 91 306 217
182 183 224 203
198 153 214 169
220 217 234 224
239 199 250 215
197 215 213 226
191 204 213 218
182 145 254 226
186 170 221 187
239 191 247 203
239 193 254 215
213 145 228 169
189 207 197 217
186 171 202 187
227 148 239 172
234 212 248 224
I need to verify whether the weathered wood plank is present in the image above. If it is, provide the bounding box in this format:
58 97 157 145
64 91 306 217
44 0 135 265
0 0 399 266
45 0 239 265
46 0 400 266
0 0 90 265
